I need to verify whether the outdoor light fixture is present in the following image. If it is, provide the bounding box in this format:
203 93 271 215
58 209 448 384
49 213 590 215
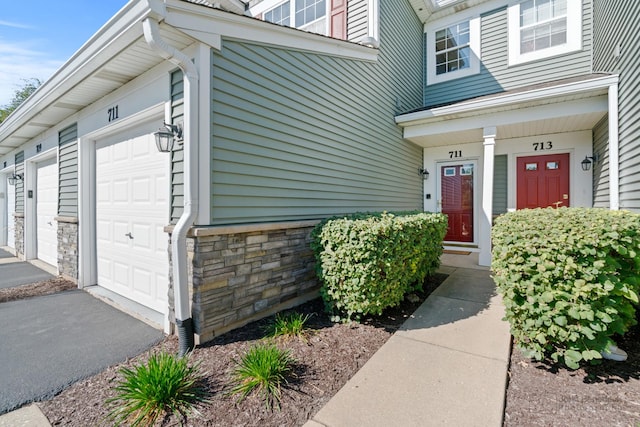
154 122 183 153
581 154 600 171
7 173 23 186
419 167 430 180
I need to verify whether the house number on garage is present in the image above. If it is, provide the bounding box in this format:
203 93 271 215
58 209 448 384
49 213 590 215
107 105 119 122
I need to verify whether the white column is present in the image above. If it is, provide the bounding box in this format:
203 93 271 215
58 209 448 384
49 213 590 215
608 82 620 211
479 126 496 267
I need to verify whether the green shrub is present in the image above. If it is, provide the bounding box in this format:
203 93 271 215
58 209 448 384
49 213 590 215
263 312 311 340
311 211 448 321
229 343 296 409
492 207 640 369
106 351 208 426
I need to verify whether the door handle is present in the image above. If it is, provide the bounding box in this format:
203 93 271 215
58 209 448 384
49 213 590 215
125 232 133 239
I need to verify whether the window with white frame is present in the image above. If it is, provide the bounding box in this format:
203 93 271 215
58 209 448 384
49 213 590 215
508 0 582 65
264 1 290 26
262 0 327 34
426 16 481 85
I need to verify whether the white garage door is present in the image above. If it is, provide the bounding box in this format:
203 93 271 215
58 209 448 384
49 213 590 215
95 126 170 313
7 179 15 249
36 158 58 266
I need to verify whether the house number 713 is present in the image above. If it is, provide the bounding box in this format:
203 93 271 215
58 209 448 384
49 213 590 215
108 105 119 122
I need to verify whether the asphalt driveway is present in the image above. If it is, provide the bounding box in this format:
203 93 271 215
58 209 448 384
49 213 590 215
0 258 164 414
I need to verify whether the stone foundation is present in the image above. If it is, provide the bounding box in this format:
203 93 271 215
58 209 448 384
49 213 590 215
168 221 320 344
14 213 24 259
56 216 78 282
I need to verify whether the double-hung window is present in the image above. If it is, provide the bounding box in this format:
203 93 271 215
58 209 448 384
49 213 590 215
508 0 582 65
426 15 481 85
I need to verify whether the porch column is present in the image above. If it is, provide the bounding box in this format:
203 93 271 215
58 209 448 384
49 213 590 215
608 82 620 210
479 127 496 267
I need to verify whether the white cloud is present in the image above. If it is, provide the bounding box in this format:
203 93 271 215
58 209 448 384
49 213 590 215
0 20 33 30
0 38 63 106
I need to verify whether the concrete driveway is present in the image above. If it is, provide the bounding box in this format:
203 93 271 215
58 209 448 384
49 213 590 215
0 255 164 414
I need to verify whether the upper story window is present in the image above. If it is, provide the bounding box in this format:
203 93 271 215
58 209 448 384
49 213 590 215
265 1 291 26
508 0 582 66
426 15 481 85
263 0 327 34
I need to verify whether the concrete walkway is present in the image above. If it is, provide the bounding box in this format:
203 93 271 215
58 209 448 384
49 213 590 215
305 254 511 427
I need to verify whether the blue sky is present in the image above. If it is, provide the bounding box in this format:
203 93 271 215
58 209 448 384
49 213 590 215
0 1 129 106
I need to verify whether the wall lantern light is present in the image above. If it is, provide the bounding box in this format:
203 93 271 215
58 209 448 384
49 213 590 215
7 173 23 186
154 122 183 153
419 167 430 180
581 154 600 172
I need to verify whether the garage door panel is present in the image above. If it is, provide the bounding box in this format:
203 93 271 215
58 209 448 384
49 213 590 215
36 159 58 266
96 128 169 313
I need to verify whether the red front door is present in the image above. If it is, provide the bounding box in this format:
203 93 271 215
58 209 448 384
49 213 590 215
440 164 474 242
517 153 570 209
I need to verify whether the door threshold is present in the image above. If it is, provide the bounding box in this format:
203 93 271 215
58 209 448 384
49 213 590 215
85 285 164 331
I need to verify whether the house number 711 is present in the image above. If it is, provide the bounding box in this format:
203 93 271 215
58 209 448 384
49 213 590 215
108 105 119 122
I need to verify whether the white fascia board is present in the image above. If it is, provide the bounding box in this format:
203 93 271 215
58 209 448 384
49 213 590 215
0 0 161 142
403 96 608 139
164 0 378 61
396 74 619 126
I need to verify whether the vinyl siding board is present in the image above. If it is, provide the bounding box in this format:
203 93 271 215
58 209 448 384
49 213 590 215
492 154 507 216
170 69 185 224
14 151 24 214
593 0 640 210
425 1 593 106
347 0 368 42
210 0 423 224
58 123 78 216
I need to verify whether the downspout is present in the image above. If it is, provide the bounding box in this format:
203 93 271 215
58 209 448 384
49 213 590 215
143 17 199 356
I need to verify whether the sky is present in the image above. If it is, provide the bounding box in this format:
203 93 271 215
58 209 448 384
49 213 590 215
0 0 129 106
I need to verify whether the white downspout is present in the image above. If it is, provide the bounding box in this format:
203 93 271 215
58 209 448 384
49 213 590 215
143 17 199 355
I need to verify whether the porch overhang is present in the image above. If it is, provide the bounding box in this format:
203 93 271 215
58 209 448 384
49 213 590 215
395 74 618 147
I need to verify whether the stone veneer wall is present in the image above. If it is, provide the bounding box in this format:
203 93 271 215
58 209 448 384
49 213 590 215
56 216 78 282
169 221 320 344
14 213 24 259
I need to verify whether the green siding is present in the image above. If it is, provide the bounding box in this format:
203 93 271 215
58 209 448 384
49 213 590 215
210 0 423 224
14 151 24 214
593 0 640 211
592 115 609 208
425 0 593 106
170 69 185 224
58 123 78 217
492 154 507 216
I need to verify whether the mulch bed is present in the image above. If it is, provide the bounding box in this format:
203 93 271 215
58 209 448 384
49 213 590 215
0 278 76 303
36 274 447 426
504 314 640 426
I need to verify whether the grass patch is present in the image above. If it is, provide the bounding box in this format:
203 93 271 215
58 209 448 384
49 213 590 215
264 312 311 340
106 351 208 426
229 343 296 409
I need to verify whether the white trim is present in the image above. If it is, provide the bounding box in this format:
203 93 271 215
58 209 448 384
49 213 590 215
479 127 496 267
426 13 481 85
368 0 380 39
608 83 619 210
507 0 582 66
397 74 618 125
196 43 211 225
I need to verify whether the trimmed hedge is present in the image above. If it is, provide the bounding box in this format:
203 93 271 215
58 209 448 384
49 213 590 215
492 207 640 369
311 211 448 321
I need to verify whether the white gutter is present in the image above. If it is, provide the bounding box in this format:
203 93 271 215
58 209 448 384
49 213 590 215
143 15 199 354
